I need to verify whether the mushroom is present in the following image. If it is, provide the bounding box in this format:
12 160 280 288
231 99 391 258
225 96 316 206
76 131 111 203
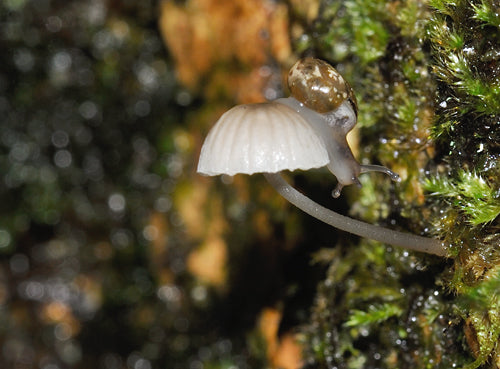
197 58 447 257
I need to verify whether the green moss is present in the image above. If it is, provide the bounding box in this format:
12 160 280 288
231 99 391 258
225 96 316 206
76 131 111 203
472 0 500 27
293 0 500 367
303 241 470 368
311 0 390 64
454 267 500 369
344 303 404 328
424 170 500 226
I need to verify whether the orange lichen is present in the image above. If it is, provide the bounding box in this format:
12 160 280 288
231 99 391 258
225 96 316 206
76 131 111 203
159 0 292 102
258 307 303 369
187 235 227 286
174 179 228 287
273 333 304 369
253 209 274 240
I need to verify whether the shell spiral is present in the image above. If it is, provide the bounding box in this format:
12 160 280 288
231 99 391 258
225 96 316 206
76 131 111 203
288 57 357 115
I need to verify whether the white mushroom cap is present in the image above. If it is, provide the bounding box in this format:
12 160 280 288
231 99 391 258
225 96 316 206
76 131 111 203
197 101 329 176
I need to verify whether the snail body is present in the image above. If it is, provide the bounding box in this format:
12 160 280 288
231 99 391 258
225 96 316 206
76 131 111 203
276 96 361 196
280 57 370 196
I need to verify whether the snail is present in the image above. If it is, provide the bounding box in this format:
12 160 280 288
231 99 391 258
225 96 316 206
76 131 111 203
281 58 399 198
197 57 447 256
288 57 358 114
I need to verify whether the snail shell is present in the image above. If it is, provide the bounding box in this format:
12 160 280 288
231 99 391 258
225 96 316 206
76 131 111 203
288 57 357 115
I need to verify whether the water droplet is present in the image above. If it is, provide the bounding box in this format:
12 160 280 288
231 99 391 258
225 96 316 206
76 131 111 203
0 230 11 249
108 193 125 212
46 16 63 32
52 51 72 71
78 101 98 120
54 149 72 168
142 225 158 241
52 130 69 148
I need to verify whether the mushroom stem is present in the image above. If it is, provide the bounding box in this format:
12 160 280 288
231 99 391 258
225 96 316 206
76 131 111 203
263 172 447 257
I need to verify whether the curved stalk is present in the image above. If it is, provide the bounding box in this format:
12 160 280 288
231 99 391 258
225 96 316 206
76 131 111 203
263 172 447 257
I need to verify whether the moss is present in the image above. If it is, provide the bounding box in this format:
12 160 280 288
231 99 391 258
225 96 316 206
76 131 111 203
424 170 500 226
302 243 469 368
344 303 404 328
293 0 500 367
472 0 500 27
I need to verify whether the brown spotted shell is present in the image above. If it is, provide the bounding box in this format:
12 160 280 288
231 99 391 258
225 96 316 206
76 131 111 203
288 57 357 115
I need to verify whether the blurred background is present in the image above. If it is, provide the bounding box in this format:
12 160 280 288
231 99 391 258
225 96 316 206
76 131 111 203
0 0 321 368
